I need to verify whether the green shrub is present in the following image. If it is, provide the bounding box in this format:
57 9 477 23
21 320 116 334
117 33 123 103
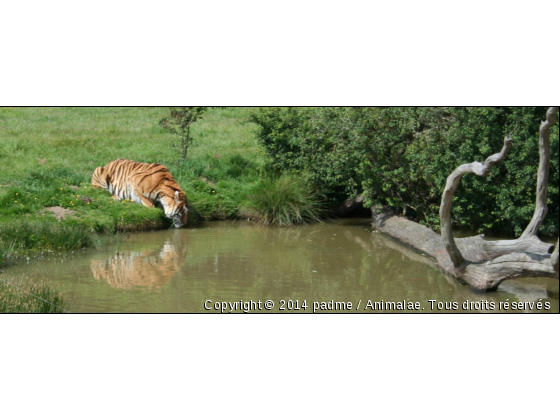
242 176 325 226
251 107 360 204
251 107 559 236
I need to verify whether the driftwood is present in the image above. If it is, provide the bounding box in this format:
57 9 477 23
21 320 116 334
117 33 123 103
440 136 512 267
372 107 559 292
347 227 556 307
521 107 558 239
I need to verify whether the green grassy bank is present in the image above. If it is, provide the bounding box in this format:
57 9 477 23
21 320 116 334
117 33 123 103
0 107 280 267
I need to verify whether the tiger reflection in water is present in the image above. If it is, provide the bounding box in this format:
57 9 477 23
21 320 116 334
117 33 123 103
91 231 188 289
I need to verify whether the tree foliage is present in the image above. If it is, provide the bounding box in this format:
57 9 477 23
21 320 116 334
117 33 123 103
251 107 559 236
160 107 208 162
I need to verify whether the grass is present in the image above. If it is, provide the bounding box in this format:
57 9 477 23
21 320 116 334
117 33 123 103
0 277 68 313
0 107 326 268
241 176 325 226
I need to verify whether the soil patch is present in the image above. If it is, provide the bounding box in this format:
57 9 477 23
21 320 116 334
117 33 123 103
198 176 216 187
41 206 75 221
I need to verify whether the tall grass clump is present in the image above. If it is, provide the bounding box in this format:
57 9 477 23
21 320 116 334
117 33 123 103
0 278 68 313
242 176 325 226
0 239 17 268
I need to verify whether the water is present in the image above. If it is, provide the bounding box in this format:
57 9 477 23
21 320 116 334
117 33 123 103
4 219 558 313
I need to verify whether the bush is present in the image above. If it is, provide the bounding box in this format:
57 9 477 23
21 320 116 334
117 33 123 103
242 176 325 226
251 107 559 236
251 107 363 204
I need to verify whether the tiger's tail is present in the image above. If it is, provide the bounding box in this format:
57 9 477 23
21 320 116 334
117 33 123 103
92 166 110 190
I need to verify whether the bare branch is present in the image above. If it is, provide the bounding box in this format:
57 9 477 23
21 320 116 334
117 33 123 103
521 106 559 238
440 136 512 267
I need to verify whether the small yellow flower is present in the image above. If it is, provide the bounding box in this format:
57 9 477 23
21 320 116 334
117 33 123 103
34 198 37 200
14 200 17 203
212 190 216 194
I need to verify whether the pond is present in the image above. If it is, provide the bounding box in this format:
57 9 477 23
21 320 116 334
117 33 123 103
4 219 558 313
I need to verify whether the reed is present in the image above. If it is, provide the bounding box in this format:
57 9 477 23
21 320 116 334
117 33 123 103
0 277 68 313
242 176 325 226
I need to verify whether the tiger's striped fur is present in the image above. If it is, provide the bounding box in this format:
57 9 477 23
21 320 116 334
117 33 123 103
92 159 189 228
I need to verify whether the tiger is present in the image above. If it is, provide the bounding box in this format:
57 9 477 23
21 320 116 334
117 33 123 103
92 159 189 228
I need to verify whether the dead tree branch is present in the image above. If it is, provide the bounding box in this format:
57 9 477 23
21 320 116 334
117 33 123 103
440 136 512 267
521 106 559 238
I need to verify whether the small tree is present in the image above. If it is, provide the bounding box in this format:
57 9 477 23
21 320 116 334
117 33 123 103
160 107 207 162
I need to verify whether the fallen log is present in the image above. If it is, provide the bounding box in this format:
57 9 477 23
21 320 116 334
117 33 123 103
372 208 558 291
347 221 555 305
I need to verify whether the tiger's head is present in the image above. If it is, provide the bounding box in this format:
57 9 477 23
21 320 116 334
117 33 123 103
162 190 189 228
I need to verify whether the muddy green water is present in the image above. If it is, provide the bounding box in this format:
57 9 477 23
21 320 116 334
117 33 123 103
4 219 559 313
